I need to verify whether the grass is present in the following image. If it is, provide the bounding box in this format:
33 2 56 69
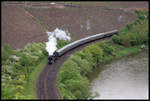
114 45 141 59
23 57 48 99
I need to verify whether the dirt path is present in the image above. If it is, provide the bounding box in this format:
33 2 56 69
36 36 110 99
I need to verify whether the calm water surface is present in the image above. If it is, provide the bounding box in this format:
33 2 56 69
90 52 149 99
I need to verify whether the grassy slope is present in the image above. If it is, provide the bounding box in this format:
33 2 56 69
23 57 48 99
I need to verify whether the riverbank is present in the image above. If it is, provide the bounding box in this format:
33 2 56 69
57 10 148 99
87 46 148 82
90 51 148 99
57 41 148 99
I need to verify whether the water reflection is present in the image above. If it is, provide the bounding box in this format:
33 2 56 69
90 52 149 99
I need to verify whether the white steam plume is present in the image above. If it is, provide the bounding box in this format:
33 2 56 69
45 28 71 56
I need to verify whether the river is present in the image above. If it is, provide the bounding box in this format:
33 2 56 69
90 51 149 99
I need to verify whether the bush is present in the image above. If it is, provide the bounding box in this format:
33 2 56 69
57 39 70 49
84 44 103 64
112 35 122 45
75 51 95 67
70 55 92 76
58 63 91 99
58 61 81 84
2 42 52 99
2 83 16 99
42 49 49 57
120 34 131 47
98 41 115 56
58 44 104 99
58 83 76 99
136 10 148 20
113 11 148 47
64 78 90 99
2 44 15 62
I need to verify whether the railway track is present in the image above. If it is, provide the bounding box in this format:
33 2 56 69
36 36 112 99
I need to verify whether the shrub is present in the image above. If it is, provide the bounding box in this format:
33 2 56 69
19 53 39 67
98 41 115 56
112 35 122 45
64 77 90 99
2 83 16 99
2 44 15 62
120 34 131 47
136 10 148 20
63 59 81 73
84 44 103 64
2 42 51 99
58 83 76 99
57 39 70 49
58 61 81 84
70 55 92 76
30 51 44 59
42 49 49 57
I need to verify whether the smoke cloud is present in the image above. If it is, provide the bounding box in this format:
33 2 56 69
45 28 71 56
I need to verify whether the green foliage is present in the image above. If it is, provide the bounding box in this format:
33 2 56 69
112 11 148 47
58 83 76 99
84 44 103 64
120 34 131 47
2 83 16 99
1 44 15 62
98 41 115 56
58 61 91 99
57 39 70 49
136 10 149 20
59 61 81 83
57 11 149 100
19 54 37 67
1 42 49 99
81 49 96 67
58 44 103 99
70 55 92 76
112 35 121 45
64 78 90 99
2 10 148 100
2 39 70 99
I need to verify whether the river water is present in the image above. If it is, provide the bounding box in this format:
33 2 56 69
90 52 149 99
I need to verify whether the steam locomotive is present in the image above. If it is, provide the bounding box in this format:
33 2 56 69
48 30 119 64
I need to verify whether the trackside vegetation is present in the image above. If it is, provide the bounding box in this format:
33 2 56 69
1 10 148 99
2 43 47 99
1 40 69 99
57 11 149 99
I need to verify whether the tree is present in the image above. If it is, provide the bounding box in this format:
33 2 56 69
70 55 92 76
84 44 103 64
